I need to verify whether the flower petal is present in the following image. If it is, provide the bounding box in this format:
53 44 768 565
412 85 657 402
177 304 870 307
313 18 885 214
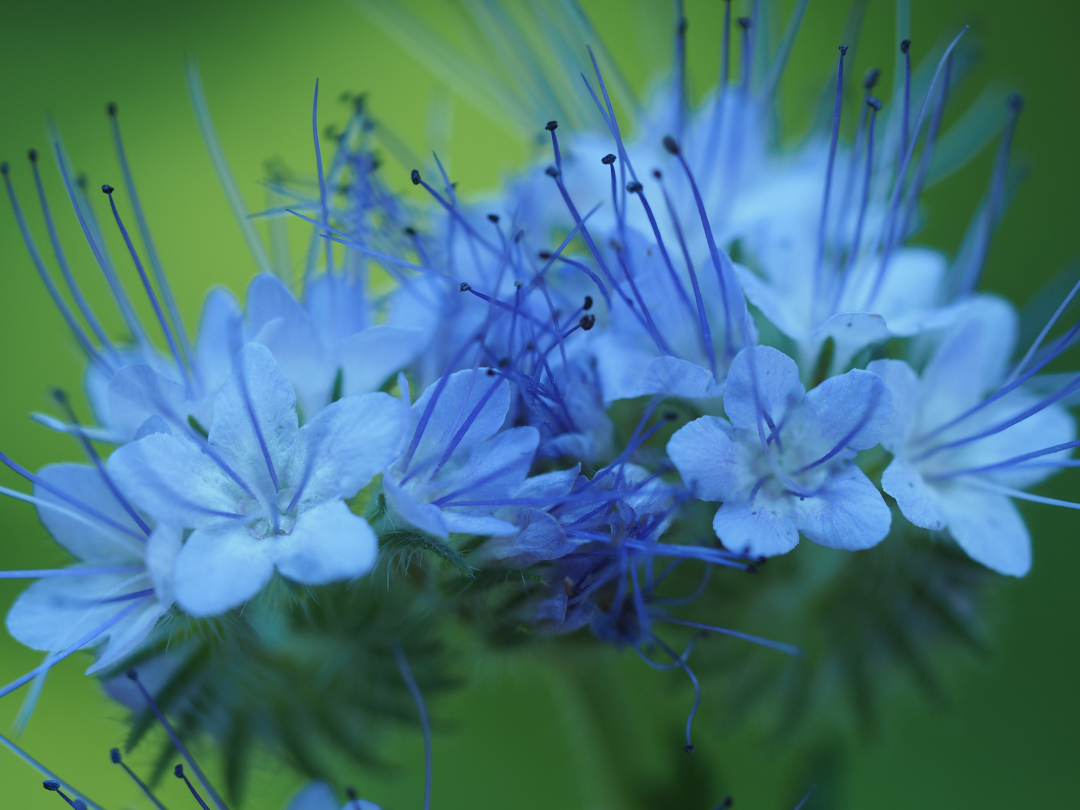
194 286 243 396
881 458 947 531
109 433 246 528
866 359 920 453
298 392 407 503
723 346 804 433
209 343 299 494
272 500 378 585
106 364 188 437
795 465 891 550
34 463 143 562
173 523 276 617
337 325 427 398
803 368 892 455
712 502 799 557
383 473 450 538
938 484 1031 576
410 370 511 464
667 415 740 502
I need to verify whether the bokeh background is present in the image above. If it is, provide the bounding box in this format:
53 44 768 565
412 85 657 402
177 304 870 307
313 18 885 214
1 0 1078 807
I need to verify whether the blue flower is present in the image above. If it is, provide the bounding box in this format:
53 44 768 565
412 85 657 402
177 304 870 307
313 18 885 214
3 463 177 676
383 369 539 539
287 781 381 810
668 345 892 557
108 343 406 616
870 298 1077 576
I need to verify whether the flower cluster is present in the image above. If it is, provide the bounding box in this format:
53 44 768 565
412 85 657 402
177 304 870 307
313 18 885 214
2 0 1077 804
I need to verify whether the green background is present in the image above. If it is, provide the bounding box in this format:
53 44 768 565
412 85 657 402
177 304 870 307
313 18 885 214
1 0 1078 807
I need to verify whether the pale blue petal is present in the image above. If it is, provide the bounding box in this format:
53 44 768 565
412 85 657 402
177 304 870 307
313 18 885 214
795 465 891 550
438 426 539 508
209 343 299 494
666 416 739 502
35 463 143 562
866 359 920 453
106 364 188 437
712 502 799 557
641 356 720 399
286 781 338 810
273 500 378 585
803 368 892 454
173 523 276 617
87 601 167 675
145 524 182 607
938 484 1031 576
810 312 890 370
194 286 243 396
410 370 510 463
338 325 427 398
299 392 407 503
723 346 804 432
443 512 520 536
109 433 246 528
881 458 947 531
383 473 450 538
481 510 572 563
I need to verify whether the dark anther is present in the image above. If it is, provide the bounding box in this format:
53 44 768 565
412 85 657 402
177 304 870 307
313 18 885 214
514 280 523 288
0 162 9 175
839 44 849 56
718 795 734 808
900 39 911 54
403 226 416 237
737 16 751 29
746 563 758 574
684 744 696 753
410 169 421 185
538 250 552 260
627 180 643 193
486 368 496 376
864 68 881 90
354 93 368 113
459 282 471 292
101 184 114 195
652 169 662 179
110 748 122 764
868 96 882 112
1009 94 1024 113
107 101 118 116
583 295 593 311
76 173 88 190
579 314 596 331
498 357 510 368
28 149 38 163
601 153 616 165
126 669 138 680
43 780 61 791
362 119 375 132
487 213 500 223
664 411 678 421
51 388 68 405
609 238 624 252
662 135 680 155
513 229 523 243
545 165 560 178
545 120 558 131
525 342 535 351
346 788 359 800
677 17 687 34
174 764 185 778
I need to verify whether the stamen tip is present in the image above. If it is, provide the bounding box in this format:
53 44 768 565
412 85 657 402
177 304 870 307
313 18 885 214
839 44 849 56
110 747 122 764
410 169 421 185
627 180 643 193
487 213 499 223
174 763 185 778
1 161 9 175
459 282 471 292
43 780 60 791
1009 93 1024 113
579 314 596 331
601 153 616 165
28 148 38 163
545 165 560 177
583 295 593 311
125 668 139 681
684 744 696 753
106 101 118 117
900 39 911 54
545 120 558 131
662 135 680 155
867 96 882 111
101 184 114 195
864 68 881 89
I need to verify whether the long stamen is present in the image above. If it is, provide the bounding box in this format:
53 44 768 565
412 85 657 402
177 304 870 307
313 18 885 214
111 748 169 810
0 449 145 540
642 171 717 373
2 160 104 365
102 185 192 394
42 779 87 809
52 389 152 537
650 632 701 753
393 643 432 810
703 0 733 163
898 53 952 243
662 136 740 354
174 765 211 810
661 617 802 656
899 39 912 164
312 80 334 277
834 96 882 310
107 103 194 375
812 45 848 311
127 670 229 810
0 733 105 810
54 144 151 351
1007 276 1080 385
927 438 1080 481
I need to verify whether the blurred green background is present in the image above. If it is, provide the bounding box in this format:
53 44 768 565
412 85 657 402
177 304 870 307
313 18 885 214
1 0 1079 807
